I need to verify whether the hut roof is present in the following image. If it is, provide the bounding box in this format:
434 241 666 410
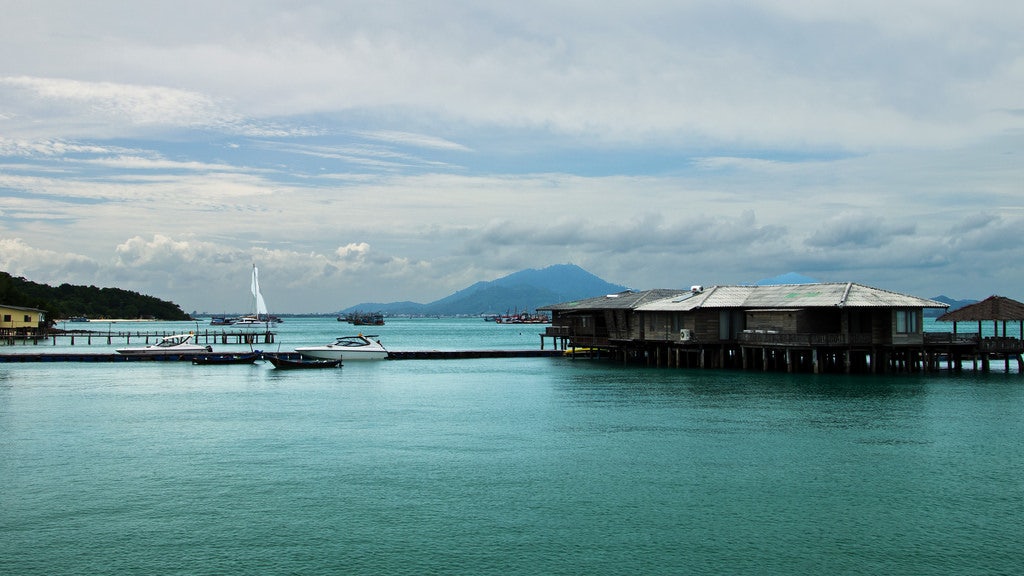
936 295 1024 322
541 283 947 313
636 283 947 312
540 289 685 312
0 304 46 313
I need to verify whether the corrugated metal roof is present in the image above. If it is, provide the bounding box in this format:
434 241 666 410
0 304 46 313
937 295 1024 322
635 283 947 311
539 289 685 312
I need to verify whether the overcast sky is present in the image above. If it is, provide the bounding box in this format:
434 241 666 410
2 1 1022 314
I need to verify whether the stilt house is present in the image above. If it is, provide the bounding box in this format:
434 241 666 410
541 283 949 372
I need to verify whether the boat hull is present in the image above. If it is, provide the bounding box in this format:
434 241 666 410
264 354 341 369
115 333 212 356
293 348 388 361
294 334 388 361
116 347 212 356
191 352 261 365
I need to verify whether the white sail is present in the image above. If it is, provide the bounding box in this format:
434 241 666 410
251 265 268 316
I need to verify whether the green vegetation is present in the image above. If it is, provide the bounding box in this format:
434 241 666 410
0 271 191 322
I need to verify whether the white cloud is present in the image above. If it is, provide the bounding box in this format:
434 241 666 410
1 1 1023 309
356 130 471 152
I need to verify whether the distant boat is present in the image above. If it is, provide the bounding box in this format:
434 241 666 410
116 333 212 356
234 264 275 325
338 311 385 325
191 351 261 365
68 316 90 323
495 312 550 324
294 334 389 361
210 316 235 326
263 353 341 369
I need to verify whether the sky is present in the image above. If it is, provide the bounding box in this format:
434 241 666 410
1 1 1023 314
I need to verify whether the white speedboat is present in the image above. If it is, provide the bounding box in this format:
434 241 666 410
294 334 388 361
116 333 213 356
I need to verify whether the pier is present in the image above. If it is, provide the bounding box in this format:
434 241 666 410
1 328 277 347
0 349 564 363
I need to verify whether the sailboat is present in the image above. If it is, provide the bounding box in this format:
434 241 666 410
234 264 273 325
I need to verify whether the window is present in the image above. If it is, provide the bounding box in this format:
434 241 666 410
24 315 32 322
895 310 919 334
2 314 10 322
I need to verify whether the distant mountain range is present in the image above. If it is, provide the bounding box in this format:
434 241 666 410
926 295 978 316
339 266 981 318
340 264 628 316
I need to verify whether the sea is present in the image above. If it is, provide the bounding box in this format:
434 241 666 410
1 317 1022 575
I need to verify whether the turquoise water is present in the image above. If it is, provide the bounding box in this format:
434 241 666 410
2 319 1023 575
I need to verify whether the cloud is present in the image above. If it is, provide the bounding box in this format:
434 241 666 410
0 76 234 136
805 214 917 249
944 212 1024 252
356 130 471 152
3 3 1022 148
0 238 101 283
1 2 1023 309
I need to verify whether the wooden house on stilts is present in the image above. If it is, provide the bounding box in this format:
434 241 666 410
541 282 958 374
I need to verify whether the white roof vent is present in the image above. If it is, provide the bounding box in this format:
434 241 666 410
690 285 704 293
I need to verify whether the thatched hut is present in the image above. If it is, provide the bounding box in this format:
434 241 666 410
936 295 1024 371
937 295 1024 337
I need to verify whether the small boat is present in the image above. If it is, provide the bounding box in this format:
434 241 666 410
233 315 265 325
209 316 235 326
116 333 213 356
294 334 388 361
563 347 600 358
191 351 262 365
263 354 341 369
339 311 385 326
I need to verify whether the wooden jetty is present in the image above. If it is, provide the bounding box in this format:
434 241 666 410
387 350 562 360
1 328 277 348
0 349 563 363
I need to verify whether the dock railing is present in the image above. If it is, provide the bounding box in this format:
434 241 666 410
979 336 1024 354
737 332 874 347
923 332 980 345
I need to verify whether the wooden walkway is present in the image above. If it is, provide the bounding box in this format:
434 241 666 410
0 350 563 363
3 328 277 347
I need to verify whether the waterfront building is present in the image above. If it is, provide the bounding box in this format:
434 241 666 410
0 304 46 329
538 283 990 373
0 304 47 342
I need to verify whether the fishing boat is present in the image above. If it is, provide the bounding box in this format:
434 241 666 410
263 353 342 369
294 334 389 361
191 351 262 365
338 311 385 326
116 333 213 356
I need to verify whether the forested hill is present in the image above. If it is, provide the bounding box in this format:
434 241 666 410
0 271 191 321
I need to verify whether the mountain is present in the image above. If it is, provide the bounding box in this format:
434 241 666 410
925 295 979 317
341 264 629 316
